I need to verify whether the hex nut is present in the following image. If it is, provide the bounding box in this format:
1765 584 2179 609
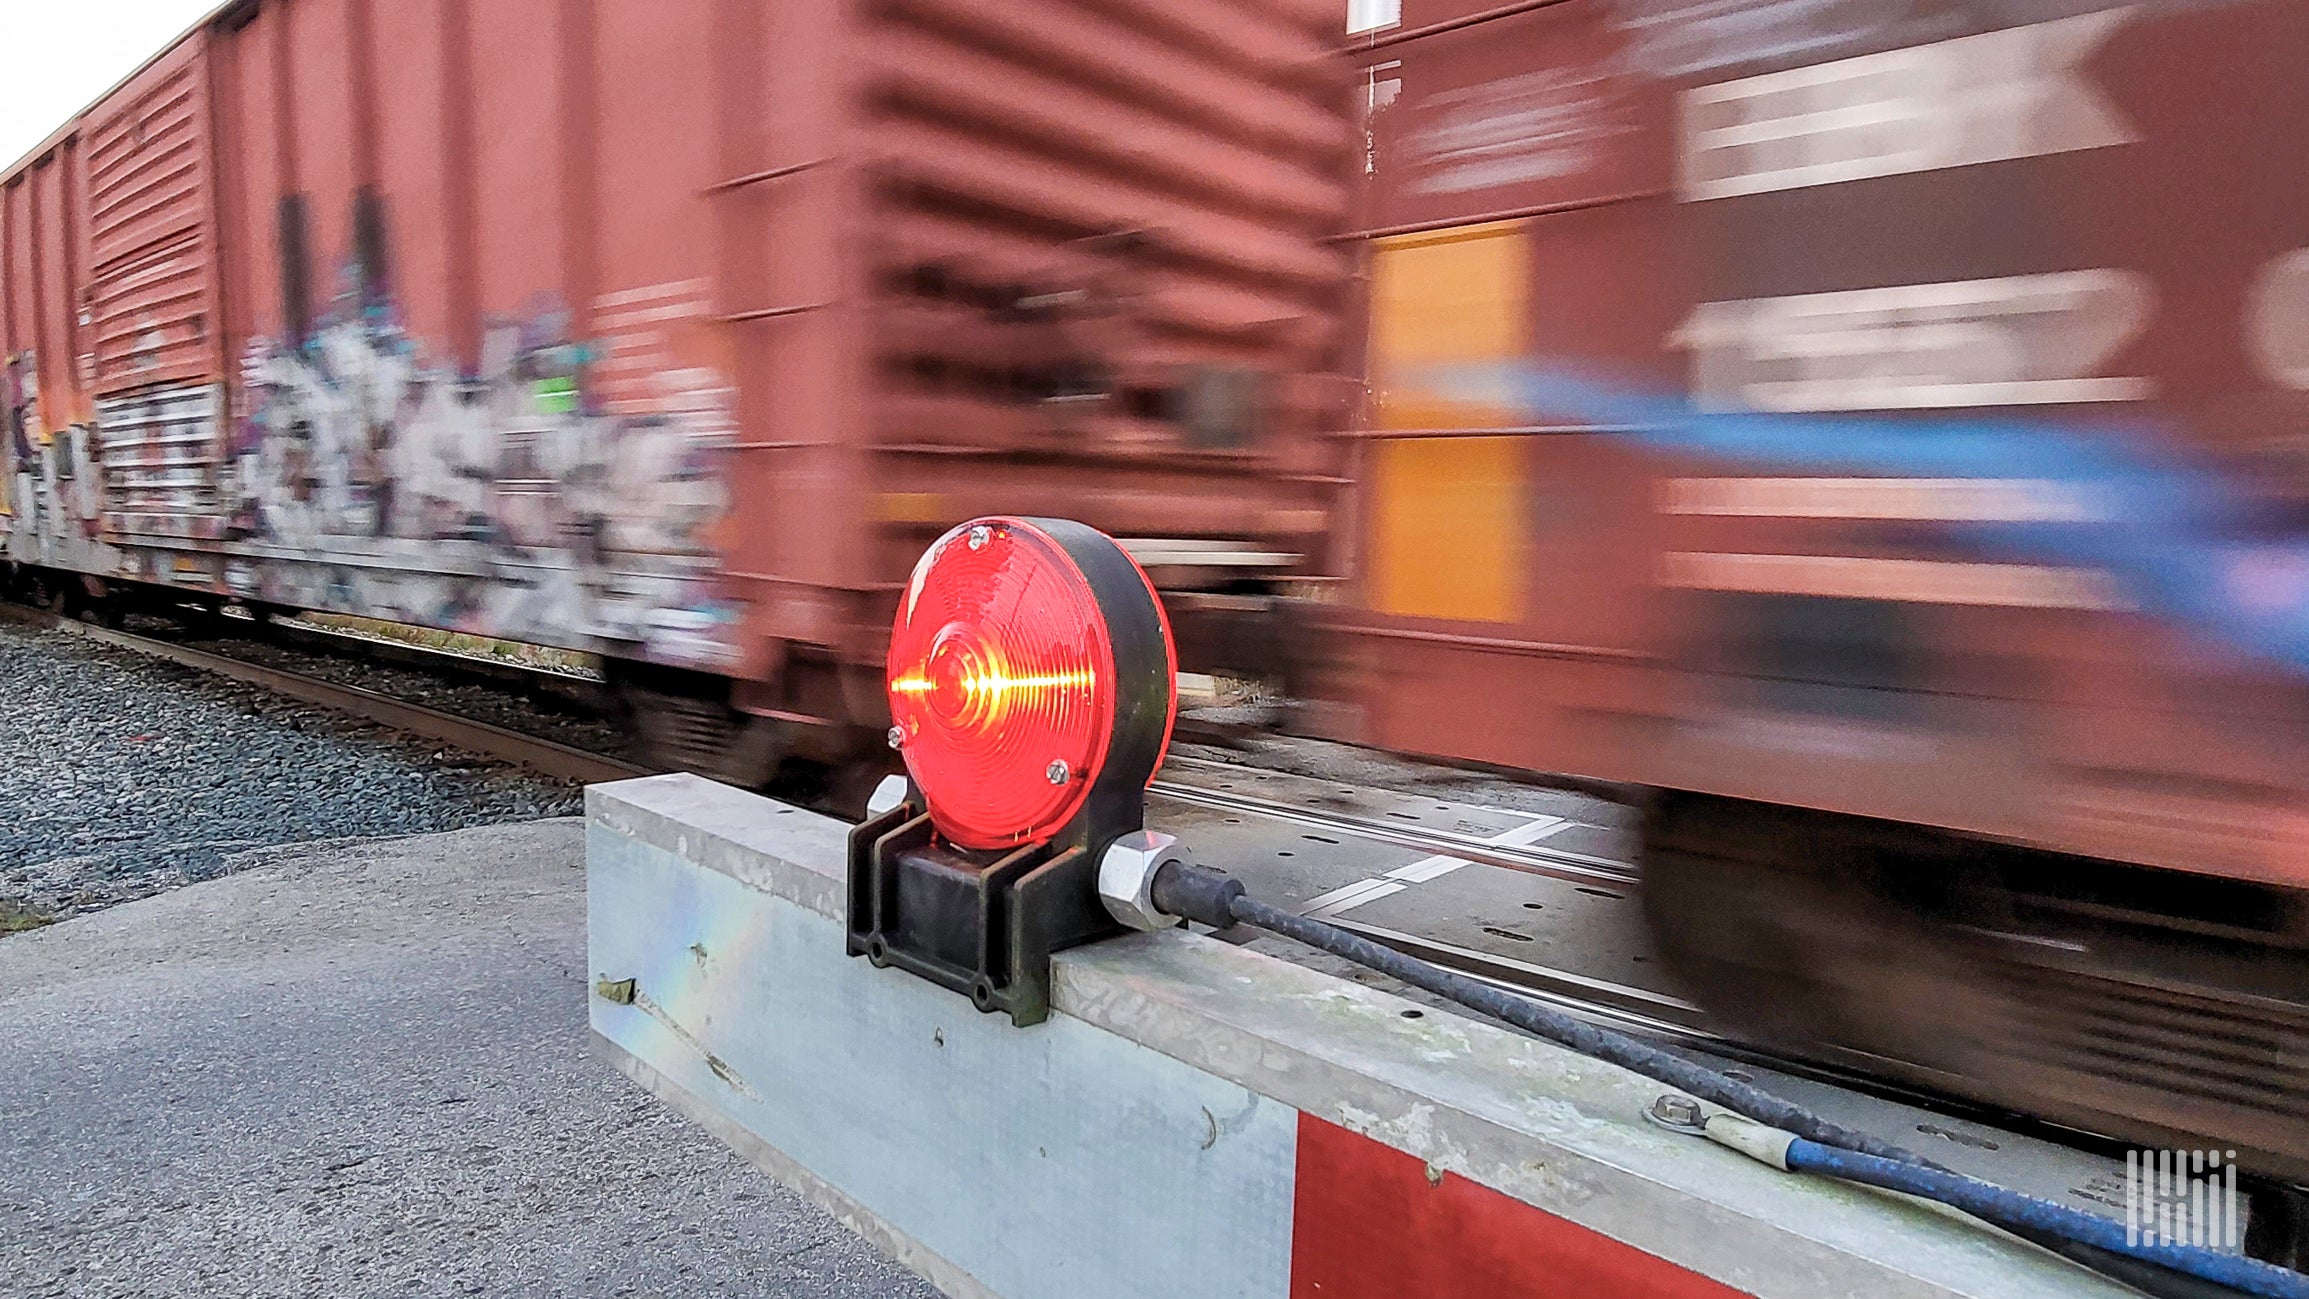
1098 830 1186 932
1647 1093 1705 1132
865 774 911 820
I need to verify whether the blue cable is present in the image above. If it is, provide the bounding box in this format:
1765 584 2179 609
1152 865 2309 1297
1784 1139 2309 1299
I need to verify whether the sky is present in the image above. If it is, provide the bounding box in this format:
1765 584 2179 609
0 1 221 167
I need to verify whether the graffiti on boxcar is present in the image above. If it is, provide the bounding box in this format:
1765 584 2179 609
212 275 743 670
0 350 123 575
0 355 19 520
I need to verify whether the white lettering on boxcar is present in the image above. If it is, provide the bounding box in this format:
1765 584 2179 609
1673 269 2154 411
1347 0 1401 36
1621 0 1904 80
1662 552 2130 610
1679 10 2136 201
1408 69 1636 195
1661 477 2106 522
2248 250 2309 390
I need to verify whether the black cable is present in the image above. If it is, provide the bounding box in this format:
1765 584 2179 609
1149 859 1937 1169
1152 862 2288 1298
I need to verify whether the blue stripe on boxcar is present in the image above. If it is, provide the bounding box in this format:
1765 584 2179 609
1423 364 2309 678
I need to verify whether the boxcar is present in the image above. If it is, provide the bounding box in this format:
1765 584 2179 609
1334 0 2309 1177
0 0 1356 781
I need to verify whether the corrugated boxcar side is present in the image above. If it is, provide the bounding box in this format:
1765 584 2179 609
0 115 107 578
791 0 1356 717
1340 0 2309 883
693 0 1356 723
85 34 227 549
197 0 746 678
0 0 1355 755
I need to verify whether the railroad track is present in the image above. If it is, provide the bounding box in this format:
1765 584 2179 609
1151 756 1637 890
1144 753 2107 1141
1147 757 1709 1041
2 602 1731 1043
0 605 647 786
0 597 2158 1176
17 597 1695 1043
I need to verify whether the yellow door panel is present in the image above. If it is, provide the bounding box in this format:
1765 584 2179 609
1369 220 1529 433
1369 436 1525 623
1366 221 1529 622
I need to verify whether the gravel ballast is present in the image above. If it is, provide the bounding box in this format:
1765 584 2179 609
154 614 638 763
0 617 582 923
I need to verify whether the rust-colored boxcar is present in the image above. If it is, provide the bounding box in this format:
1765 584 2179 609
1333 0 2309 1173
1337 0 2309 886
0 0 1355 776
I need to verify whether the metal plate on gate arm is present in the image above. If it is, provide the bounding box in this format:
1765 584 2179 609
847 518 1177 1025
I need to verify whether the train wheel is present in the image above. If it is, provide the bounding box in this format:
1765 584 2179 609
1640 792 2009 1063
609 669 789 793
766 755 899 822
1642 791 2309 1191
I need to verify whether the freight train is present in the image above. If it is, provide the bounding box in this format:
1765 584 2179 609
5 0 2305 1195
0 0 1356 795
1336 0 2309 1190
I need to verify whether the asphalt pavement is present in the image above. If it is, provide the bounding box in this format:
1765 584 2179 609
0 819 942 1299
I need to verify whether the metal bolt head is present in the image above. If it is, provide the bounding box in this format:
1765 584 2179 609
1046 758 1070 785
1649 1094 1704 1130
966 524 992 551
1097 830 1187 932
887 725 906 750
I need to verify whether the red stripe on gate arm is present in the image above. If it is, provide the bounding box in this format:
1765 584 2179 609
1290 1115 1753 1298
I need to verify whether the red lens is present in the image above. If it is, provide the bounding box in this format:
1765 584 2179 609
888 520 1118 850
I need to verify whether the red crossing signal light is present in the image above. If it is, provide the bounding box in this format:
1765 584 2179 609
886 518 1174 850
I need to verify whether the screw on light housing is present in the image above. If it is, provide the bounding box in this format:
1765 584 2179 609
1046 758 1071 785
887 725 906 750
966 524 991 551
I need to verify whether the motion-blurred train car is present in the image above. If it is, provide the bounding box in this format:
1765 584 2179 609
1332 0 2309 1178
0 0 1355 784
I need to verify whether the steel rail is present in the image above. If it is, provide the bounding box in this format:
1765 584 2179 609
1 599 2141 1165
1266 909 2076 1151
1320 916 1716 1041
1148 774 1640 890
1 607 648 786
1147 765 2031 1120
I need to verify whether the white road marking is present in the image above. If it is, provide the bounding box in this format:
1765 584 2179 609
1301 814 1569 919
